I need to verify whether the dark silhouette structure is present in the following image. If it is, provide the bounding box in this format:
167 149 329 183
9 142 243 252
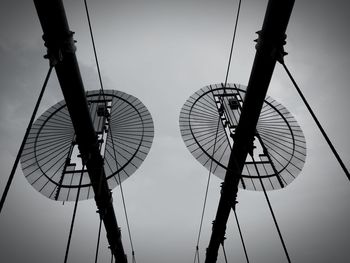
179 83 306 191
179 0 297 262
204 0 295 262
26 0 154 261
1 0 347 262
33 0 127 260
21 89 154 201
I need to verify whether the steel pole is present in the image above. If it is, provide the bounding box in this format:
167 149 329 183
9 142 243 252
205 0 295 262
33 0 127 262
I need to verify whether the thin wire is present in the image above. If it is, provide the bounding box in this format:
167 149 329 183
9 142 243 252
83 0 108 122
83 0 105 94
0 65 53 214
107 94 136 259
232 209 250 263
117 172 136 259
224 0 242 87
94 217 103 263
106 109 137 258
64 165 85 263
221 242 228 263
193 117 221 263
251 156 291 263
280 60 350 181
83 0 137 260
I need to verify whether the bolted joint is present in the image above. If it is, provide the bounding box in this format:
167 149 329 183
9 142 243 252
211 220 226 239
206 219 227 261
42 30 77 66
96 209 106 220
220 182 238 208
255 30 288 61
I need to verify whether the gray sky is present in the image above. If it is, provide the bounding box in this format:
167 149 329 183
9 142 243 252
0 0 349 262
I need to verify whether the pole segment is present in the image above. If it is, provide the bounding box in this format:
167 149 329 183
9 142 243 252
33 0 127 262
205 0 295 262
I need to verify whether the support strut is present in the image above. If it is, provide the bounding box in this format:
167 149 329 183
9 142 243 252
33 0 127 262
205 0 295 262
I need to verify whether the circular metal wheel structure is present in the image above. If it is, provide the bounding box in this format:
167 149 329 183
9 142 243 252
179 83 306 191
21 89 154 201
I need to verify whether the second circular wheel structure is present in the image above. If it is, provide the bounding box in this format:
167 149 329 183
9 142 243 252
179 83 306 191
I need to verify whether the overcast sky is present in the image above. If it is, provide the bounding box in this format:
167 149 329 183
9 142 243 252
0 0 349 262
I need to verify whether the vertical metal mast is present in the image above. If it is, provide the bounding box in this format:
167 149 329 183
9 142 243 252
205 0 295 262
33 0 127 262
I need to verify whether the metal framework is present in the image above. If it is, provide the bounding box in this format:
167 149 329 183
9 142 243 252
21 89 154 201
179 83 306 191
33 0 132 261
202 0 295 262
